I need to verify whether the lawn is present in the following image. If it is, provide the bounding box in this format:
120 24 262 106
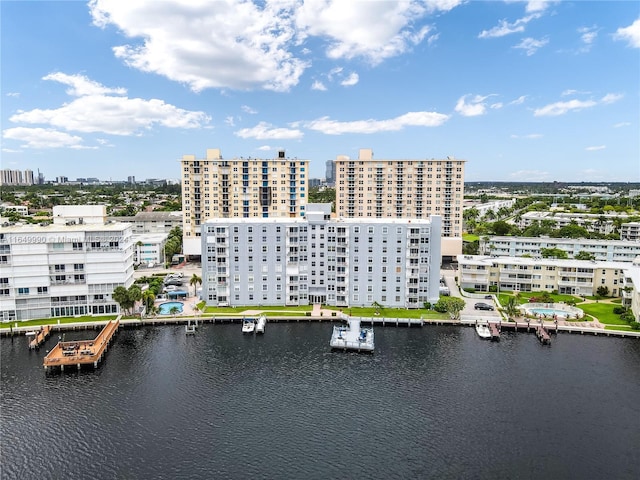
579 303 628 325
463 234 479 242
0 315 118 330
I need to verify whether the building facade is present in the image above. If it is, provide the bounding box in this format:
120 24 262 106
181 148 309 256
0 169 34 186
333 148 464 258
132 233 168 266
109 211 183 234
620 222 640 242
201 208 442 309
483 236 640 262
457 255 629 297
0 205 134 321
516 211 631 235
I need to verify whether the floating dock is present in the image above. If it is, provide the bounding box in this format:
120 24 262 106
43 320 119 372
330 318 374 352
28 325 52 350
255 314 266 334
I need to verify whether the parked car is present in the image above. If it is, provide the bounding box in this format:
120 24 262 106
164 278 184 286
484 295 493 300
474 302 494 311
163 285 178 292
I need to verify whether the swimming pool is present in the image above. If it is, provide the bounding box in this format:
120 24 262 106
158 301 184 315
519 303 583 320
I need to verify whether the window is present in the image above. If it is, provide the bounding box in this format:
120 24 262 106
18 287 29 295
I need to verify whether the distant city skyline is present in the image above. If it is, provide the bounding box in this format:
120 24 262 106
2 1 639 182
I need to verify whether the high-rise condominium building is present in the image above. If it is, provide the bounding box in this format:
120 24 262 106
334 148 465 258
180 149 309 256
0 169 34 186
201 205 442 309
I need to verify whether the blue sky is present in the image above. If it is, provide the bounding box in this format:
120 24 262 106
1 0 639 183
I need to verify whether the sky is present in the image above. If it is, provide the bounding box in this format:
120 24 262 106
1 0 639 183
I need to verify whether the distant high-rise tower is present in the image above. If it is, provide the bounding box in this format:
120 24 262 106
334 148 465 258
325 159 335 186
180 148 309 256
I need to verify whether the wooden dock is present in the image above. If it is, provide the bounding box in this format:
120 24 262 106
489 322 501 341
536 326 551 345
43 320 119 371
28 325 52 349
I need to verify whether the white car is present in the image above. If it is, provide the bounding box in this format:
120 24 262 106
163 285 178 292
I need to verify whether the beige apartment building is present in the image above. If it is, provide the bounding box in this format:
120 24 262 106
334 148 465 258
181 149 309 256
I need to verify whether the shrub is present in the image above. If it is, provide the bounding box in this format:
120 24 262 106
630 322 640 330
613 306 626 315
423 302 431 310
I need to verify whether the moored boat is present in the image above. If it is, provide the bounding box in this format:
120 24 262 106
255 315 266 334
475 322 491 339
242 319 255 334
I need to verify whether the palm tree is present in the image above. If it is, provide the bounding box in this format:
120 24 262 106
372 301 383 316
190 274 202 297
169 306 180 316
504 297 520 321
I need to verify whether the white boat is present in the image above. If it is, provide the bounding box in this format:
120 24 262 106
242 319 255 334
255 315 266 334
475 322 492 339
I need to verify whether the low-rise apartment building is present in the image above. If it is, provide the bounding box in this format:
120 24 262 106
484 236 640 262
132 233 168 266
201 207 442 309
0 205 134 321
517 211 631 235
620 222 640 242
621 262 640 322
109 211 182 234
457 254 628 297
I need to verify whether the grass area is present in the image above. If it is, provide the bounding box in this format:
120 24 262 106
579 303 628 325
203 305 313 314
0 315 117 329
605 325 634 331
463 233 479 242
496 291 583 307
345 307 449 319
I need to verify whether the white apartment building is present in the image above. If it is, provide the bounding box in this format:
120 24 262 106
132 233 168 266
457 255 629 297
621 261 640 322
468 198 516 218
109 211 183 234
620 222 640 242
201 207 442 309
333 148 465 258
181 149 309 257
0 205 134 321
484 236 640 262
516 211 631 235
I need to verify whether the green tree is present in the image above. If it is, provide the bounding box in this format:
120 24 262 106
540 247 569 259
112 284 143 315
190 274 202 295
490 220 512 235
596 286 610 298
142 290 156 315
504 297 520 320
433 297 465 320
574 251 595 260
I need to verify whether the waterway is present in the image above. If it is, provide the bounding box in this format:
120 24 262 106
2 323 640 479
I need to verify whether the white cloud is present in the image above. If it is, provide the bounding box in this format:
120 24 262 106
89 0 309 92
478 13 541 39
241 105 258 114
340 73 359 87
225 116 236 127
511 133 543 139
614 18 640 48
601 93 623 104
534 98 597 116
2 148 22 153
3 127 90 149
613 122 631 128
509 95 527 105
9 72 210 136
257 145 271 151
295 0 460 64
513 36 549 55
235 121 303 140
43 72 126 96
561 89 590 96
6 92 20 98
11 95 210 135
490 102 503 109
525 1 555 13
311 80 327 91
578 26 598 51
585 145 606 151
455 94 493 117
305 111 449 135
